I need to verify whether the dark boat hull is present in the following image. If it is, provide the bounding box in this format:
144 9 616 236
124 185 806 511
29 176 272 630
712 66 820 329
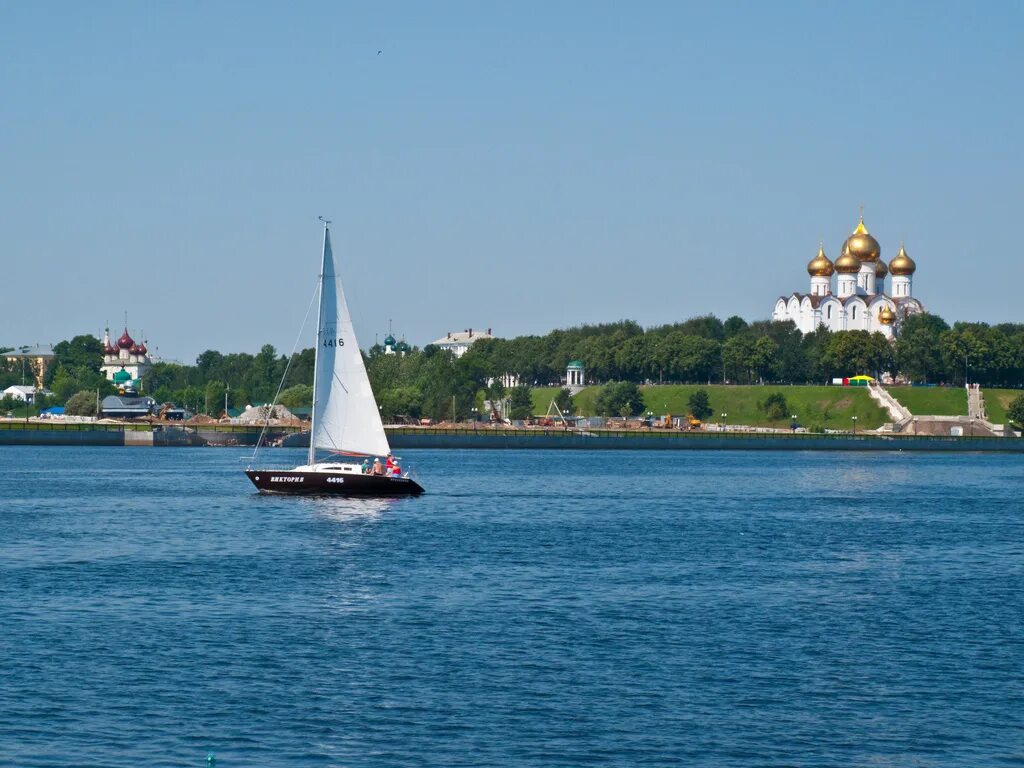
245 469 424 496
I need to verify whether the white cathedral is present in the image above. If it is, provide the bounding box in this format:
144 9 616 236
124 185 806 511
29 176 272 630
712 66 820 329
772 212 923 338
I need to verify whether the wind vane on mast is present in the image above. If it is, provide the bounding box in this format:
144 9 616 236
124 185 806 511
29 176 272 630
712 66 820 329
318 215 332 225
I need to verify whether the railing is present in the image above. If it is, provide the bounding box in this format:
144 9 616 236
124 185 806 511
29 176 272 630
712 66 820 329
0 421 1012 444
0 421 304 434
0 421 144 432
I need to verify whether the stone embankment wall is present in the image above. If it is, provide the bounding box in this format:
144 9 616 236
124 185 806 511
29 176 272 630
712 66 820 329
2 422 1021 451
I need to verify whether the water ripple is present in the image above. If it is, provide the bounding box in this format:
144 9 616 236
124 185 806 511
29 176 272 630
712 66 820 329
0 447 1022 766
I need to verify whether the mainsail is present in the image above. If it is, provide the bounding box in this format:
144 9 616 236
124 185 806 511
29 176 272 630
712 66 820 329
309 225 391 460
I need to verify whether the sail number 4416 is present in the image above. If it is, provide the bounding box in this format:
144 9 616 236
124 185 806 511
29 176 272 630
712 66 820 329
323 337 345 347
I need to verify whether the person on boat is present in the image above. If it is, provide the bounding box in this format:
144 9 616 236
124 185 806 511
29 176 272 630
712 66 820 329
391 463 402 477
385 454 394 472
371 457 384 476
361 458 370 474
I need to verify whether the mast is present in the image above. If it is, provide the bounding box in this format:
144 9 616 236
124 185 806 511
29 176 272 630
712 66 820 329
308 218 331 465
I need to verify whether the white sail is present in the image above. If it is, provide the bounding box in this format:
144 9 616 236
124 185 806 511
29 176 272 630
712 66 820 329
310 226 391 459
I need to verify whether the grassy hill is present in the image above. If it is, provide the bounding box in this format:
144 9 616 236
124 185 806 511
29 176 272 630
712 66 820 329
982 389 1023 425
884 386 966 417
532 384 888 430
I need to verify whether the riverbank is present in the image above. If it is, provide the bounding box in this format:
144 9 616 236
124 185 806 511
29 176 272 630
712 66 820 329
385 427 1023 452
531 384 890 430
0 421 303 447
2 421 1022 452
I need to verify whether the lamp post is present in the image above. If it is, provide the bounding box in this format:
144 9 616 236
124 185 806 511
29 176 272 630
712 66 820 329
471 407 479 428
721 412 728 430
851 415 858 434
791 414 798 432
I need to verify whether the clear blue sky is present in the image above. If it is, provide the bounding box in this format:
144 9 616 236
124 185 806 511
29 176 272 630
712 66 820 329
2 2 1021 362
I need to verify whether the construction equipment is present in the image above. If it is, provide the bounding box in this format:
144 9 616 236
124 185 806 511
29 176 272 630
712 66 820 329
545 399 571 429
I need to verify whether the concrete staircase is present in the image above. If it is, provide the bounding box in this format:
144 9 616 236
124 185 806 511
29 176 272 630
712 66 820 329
967 383 986 420
878 382 1010 437
868 381 912 431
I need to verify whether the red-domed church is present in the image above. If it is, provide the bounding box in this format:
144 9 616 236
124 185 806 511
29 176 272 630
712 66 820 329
100 327 152 392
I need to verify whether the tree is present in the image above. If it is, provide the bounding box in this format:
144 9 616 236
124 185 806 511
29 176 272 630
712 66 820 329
204 380 228 415
664 334 720 383
50 366 78 402
895 313 949 382
1008 395 1024 428
50 335 103 382
279 384 313 408
677 315 725 340
723 315 749 339
65 390 98 417
688 388 713 420
508 385 534 420
485 378 506 405
554 387 573 414
378 386 423 422
195 350 225 381
594 381 644 417
763 392 788 421
822 331 892 378
722 336 756 384
940 324 995 386
751 336 779 383
801 326 831 383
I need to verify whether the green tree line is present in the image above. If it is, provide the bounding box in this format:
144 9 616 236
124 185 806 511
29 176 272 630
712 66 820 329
4 312 1024 421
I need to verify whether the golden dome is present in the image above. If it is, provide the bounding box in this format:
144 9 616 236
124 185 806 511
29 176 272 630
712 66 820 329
889 243 916 275
847 214 881 263
875 258 888 279
878 305 895 325
807 244 834 277
834 241 862 274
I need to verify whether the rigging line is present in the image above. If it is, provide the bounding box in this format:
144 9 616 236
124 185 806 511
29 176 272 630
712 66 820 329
325 373 350 452
318 422 340 454
250 278 320 467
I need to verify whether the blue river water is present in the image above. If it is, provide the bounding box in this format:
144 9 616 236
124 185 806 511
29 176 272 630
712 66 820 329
1 446 1022 767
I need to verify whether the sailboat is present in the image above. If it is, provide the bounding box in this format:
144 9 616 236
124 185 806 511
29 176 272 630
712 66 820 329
245 220 424 496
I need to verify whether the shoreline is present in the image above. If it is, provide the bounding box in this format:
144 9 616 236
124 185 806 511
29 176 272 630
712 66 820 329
1 422 1022 452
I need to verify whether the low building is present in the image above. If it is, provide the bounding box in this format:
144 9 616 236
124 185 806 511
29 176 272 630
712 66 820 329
431 328 495 358
100 394 156 419
3 385 53 403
